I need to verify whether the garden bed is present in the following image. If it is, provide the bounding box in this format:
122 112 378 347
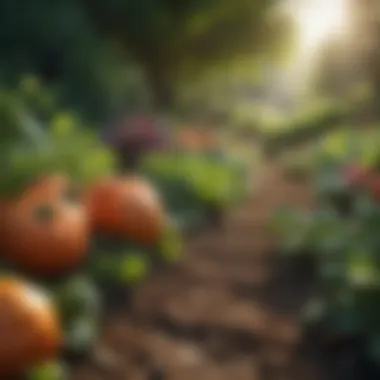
65 161 336 380
2 87 378 379
66 158 380 380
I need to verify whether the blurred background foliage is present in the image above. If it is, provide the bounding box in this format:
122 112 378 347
0 0 378 139
0 0 293 126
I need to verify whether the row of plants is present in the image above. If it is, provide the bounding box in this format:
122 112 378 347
270 129 380 377
140 139 251 232
261 100 351 155
104 120 252 231
228 82 373 156
280 127 380 180
268 81 375 154
0 82 252 379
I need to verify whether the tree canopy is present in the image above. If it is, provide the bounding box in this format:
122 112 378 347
0 0 291 118
81 0 291 107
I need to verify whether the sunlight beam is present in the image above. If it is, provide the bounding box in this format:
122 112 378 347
294 0 348 54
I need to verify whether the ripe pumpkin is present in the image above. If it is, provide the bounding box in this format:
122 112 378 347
85 176 165 245
0 277 61 375
3 174 89 276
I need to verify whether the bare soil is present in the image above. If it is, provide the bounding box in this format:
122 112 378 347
72 161 325 380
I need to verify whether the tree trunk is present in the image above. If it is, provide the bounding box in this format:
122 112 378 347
144 58 175 111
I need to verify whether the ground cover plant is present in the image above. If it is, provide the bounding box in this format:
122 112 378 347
270 128 380 377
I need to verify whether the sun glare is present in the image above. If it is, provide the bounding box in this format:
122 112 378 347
274 0 350 100
294 0 348 52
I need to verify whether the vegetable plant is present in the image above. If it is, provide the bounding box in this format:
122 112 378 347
271 151 380 369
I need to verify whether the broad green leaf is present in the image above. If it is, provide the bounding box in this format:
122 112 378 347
64 316 98 354
117 253 150 284
19 75 40 96
27 361 68 380
158 221 183 262
54 275 99 324
346 250 379 288
50 112 76 138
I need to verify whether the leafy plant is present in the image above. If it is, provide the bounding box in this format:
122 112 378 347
272 155 380 366
140 149 250 230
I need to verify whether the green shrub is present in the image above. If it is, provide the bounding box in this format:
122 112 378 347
271 154 380 365
139 150 250 229
262 100 350 155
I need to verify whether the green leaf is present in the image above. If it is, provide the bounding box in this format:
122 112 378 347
117 253 150 284
26 361 68 380
50 112 76 138
158 221 183 262
19 76 41 96
346 250 380 288
54 275 100 325
64 316 98 354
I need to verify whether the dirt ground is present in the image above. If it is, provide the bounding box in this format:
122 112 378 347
72 161 324 380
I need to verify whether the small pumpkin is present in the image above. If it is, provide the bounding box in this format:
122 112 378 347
85 176 165 245
0 277 62 375
3 174 89 276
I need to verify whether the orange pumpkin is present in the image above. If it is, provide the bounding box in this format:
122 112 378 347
0 277 61 375
3 174 89 275
85 176 165 245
